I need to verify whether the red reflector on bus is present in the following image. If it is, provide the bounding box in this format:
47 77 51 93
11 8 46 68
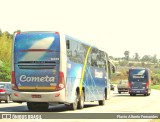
11 71 18 90
55 32 59 35
16 31 21 34
55 93 60 97
14 93 19 96
56 71 65 91
146 81 149 88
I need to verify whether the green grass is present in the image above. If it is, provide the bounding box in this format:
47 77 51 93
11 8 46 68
151 84 160 90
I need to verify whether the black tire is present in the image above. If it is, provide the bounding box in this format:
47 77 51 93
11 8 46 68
98 92 105 105
27 102 34 111
130 94 132 96
144 93 149 96
67 92 78 110
118 91 121 94
27 102 49 112
5 95 10 103
77 90 84 109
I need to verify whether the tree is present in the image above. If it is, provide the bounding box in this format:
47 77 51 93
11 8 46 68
151 54 158 64
0 29 2 37
124 51 130 61
135 53 139 61
141 55 151 63
0 30 12 81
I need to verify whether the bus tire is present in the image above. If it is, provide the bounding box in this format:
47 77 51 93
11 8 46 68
27 102 34 111
78 90 84 109
98 92 105 105
118 91 121 94
106 88 110 100
67 92 78 110
144 93 149 96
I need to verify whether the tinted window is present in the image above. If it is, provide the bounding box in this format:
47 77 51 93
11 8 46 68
14 33 60 63
90 48 106 69
129 69 148 82
66 38 89 64
0 84 5 88
6 84 11 89
66 37 107 69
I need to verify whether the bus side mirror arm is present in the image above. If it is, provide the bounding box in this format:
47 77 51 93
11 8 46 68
66 40 70 49
112 66 115 73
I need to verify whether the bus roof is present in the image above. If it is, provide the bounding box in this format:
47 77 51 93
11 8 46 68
65 34 106 53
14 31 107 53
129 67 150 71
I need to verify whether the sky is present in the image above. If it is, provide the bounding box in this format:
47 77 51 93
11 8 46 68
0 0 160 58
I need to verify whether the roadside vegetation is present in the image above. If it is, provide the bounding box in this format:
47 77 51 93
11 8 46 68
0 30 12 81
151 84 160 90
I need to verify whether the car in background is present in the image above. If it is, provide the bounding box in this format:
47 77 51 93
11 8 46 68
0 82 12 103
117 80 129 94
110 83 115 91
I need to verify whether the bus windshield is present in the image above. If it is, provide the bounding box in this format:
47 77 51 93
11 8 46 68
129 69 148 82
14 32 60 63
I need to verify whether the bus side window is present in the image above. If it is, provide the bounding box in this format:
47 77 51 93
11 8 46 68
66 40 70 49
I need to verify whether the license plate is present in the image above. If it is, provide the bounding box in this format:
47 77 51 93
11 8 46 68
136 91 140 93
32 95 41 98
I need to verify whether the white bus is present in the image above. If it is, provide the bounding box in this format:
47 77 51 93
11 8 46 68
11 31 115 111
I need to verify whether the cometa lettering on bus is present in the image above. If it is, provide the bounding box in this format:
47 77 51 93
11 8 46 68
19 75 55 82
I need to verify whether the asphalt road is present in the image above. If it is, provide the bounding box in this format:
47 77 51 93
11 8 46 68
0 88 160 122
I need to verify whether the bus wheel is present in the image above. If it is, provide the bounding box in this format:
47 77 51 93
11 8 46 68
67 92 78 110
130 94 133 96
98 92 105 105
144 93 149 96
118 91 121 94
27 102 34 111
78 90 84 109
